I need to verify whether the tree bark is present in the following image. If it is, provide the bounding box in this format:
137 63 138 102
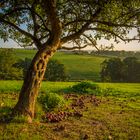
12 45 58 121
12 0 62 121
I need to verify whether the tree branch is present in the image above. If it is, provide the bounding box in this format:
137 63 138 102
0 19 35 39
92 20 139 28
114 8 140 23
25 4 51 34
0 18 42 49
0 4 51 38
88 27 127 42
83 34 100 51
61 7 102 44
88 27 140 42
31 5 38 38
0 7 29 18
60 44 87 50
63 19 89 28
42 0 62 46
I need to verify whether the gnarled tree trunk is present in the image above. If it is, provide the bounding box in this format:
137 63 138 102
12 0 62 122
13 45 58 121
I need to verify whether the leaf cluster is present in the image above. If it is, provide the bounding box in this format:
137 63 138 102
0 0 140 50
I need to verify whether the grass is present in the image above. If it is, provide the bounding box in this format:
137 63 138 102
0 80 140 95
0 80 76 93
14 49 106 81
97 83 140 97
53 52 105 81
14 49 36 59
0 81 140 139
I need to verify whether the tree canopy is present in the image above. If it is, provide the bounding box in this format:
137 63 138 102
0 0 140 50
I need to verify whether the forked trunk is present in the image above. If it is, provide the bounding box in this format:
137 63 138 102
13 46 57 121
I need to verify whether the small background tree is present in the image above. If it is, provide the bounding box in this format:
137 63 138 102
45 59 67 81
123 57 140 82
15 58 67 81
100 57 140 82
100 58 124 82
0 49 23 80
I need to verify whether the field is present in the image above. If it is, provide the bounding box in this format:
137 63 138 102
14 49 106 81
0 49 140 139
0 81 140 140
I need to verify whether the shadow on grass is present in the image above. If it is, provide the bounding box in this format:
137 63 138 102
0 106 13 123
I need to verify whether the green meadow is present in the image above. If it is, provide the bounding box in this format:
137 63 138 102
0 50 140 140
14 49 106 81
0 80 140 96
0 81 140 139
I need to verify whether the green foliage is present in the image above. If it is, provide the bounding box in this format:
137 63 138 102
34 101 45 121
39 93 66 111
123 57 140 82
66 81 100 95
98 87 122 97
0 49 23 80
11 115 30 123
45 59 68 81
100 58 124 82
1 1 140 51
14 57 31 77
100 57 140 82
16 57 68 81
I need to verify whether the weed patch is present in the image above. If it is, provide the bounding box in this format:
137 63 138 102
38 93 66 111
62 81 101 95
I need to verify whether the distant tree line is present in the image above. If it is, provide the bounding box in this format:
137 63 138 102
101 57 140 82
0 49 67 81
1 49 140 83
60 50 140 59
91 50 140 58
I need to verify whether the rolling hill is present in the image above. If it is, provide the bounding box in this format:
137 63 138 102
14 49 107 81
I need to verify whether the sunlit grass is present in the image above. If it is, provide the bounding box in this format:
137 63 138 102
0 80 140 139
0 80 140 95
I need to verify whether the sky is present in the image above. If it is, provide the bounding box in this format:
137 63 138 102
1 38 139 51
0 30 140 51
